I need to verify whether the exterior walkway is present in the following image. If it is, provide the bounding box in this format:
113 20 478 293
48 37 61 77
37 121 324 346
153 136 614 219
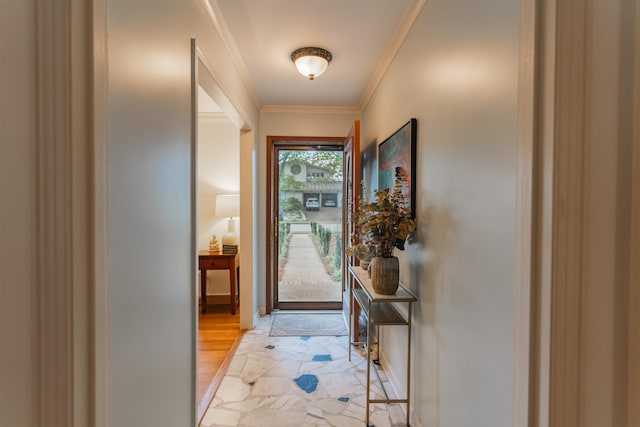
278 232 342 302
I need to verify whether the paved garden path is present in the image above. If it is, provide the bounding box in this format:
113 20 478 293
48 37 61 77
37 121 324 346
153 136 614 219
278 232 342 302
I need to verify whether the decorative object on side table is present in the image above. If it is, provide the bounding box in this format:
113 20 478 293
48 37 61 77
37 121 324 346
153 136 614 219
346 167 416 294
208 235 220 252
348 242 376 270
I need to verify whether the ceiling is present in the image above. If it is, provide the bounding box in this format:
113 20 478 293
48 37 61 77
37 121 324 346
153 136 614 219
209 0 424 112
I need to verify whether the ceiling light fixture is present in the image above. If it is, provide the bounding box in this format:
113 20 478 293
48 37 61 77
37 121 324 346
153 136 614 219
291 47 332 80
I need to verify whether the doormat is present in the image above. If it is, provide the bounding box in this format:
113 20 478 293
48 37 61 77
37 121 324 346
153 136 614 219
269 313 348 337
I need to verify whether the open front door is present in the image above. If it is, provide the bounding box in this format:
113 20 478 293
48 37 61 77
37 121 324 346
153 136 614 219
342 121 360 323
266 136 345 312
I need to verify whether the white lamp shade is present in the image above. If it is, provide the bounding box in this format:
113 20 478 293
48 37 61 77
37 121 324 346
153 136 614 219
215 194 239 218
294 56 329 79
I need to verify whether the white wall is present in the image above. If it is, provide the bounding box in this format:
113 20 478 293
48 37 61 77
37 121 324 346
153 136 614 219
0 1 37 426
107 0 259 425
198 113 240 295
361 1 519 425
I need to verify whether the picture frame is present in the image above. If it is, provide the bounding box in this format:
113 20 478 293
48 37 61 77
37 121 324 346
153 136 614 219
378 118 417 216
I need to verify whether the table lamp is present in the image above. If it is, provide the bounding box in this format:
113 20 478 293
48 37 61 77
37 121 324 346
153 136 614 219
215 194 239 254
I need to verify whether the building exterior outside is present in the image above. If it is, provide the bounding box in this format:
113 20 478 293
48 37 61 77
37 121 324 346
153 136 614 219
281 161 342 210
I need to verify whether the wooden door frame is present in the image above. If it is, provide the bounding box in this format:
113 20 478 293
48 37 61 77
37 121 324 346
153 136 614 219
341 121 361 334
265 136 345 313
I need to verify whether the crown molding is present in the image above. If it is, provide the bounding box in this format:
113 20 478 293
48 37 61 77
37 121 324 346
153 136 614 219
194 44 255 131
261 104 361 115
359 0 426 111
205 0 424 114
197 111 232 121
202 0 263 110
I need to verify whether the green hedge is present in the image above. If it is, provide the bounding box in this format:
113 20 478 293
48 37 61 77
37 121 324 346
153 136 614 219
334 234 342 269
278 221 291 258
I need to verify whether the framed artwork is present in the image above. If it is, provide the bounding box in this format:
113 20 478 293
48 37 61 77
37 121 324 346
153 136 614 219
378 118 417 216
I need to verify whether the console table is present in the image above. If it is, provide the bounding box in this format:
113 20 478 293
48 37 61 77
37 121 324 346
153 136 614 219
198 251 239 314
348 265 416 426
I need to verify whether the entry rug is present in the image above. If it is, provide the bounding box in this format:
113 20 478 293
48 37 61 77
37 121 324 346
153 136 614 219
269 313 348 337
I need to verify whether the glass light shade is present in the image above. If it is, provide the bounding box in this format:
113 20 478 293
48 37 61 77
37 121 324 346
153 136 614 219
291 47 332 80
294 56 329 80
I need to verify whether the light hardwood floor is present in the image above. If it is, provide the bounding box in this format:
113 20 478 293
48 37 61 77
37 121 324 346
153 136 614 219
197 305 244 423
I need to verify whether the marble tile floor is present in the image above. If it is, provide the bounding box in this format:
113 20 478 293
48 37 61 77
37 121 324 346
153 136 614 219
201 315 408 427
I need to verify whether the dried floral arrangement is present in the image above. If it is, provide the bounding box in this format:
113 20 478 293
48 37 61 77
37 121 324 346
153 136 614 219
346 167 416 260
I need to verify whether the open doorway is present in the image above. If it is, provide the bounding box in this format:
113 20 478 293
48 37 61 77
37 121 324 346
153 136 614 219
266 137 345 311
191 39 255 424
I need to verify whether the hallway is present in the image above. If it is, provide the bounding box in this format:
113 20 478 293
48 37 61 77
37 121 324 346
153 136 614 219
5 1 638 426
201 316 404 427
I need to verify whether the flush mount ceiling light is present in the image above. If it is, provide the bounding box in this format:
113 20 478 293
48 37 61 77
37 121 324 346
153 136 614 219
291 47 332 80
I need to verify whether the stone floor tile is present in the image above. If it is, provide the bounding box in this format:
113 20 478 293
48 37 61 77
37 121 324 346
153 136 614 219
216 376 250 402
323 413 367 427
251 376 287 396
201 407 241 427
223 397 262 412
206 315 406 427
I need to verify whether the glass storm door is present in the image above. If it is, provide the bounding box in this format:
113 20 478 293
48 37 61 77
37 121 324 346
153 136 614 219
274 146 344 310
266 137 343 311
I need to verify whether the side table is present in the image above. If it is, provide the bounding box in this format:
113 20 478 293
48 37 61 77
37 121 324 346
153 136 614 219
198 251 239 314
348 265 416 426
